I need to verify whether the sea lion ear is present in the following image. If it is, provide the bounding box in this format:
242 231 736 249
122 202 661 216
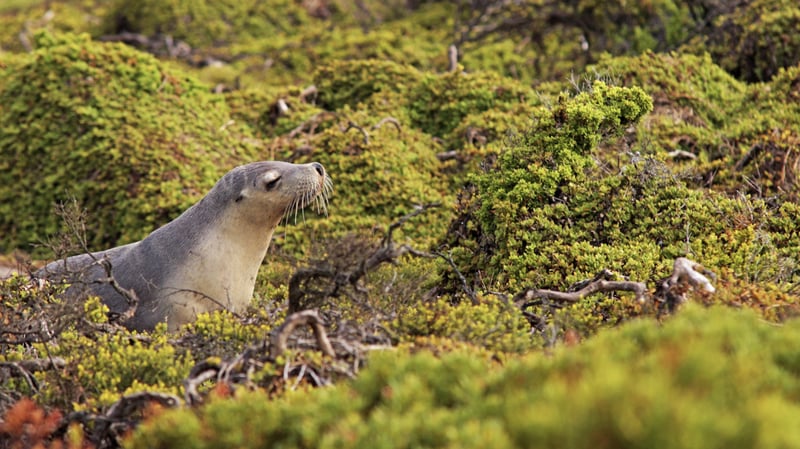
259 170 282 191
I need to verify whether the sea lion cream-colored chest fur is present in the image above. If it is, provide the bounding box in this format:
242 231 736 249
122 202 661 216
37 161 331 331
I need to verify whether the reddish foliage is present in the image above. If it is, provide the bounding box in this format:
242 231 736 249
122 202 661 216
0 398 61 449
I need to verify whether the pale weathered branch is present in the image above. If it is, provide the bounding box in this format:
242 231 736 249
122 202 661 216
436 150 459 161
448 44 459 71
664 257 716 293
514 279 647 305
270 310 335 358
299 85 318 103
371 117 401 133
667 149 697 160
514 258 716 311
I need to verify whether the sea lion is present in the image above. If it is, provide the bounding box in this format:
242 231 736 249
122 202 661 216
37 161 332 331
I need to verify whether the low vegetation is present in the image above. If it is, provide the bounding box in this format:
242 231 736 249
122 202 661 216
1 0 799 448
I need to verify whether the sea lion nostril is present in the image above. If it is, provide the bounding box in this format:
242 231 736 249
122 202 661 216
312 162 324 176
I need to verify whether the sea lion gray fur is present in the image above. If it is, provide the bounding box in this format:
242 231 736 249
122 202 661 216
37 161 332 331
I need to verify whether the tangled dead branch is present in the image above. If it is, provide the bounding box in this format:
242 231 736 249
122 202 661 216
182 309 369 407
0 309 369 448
514 269 647 306
288 203 439 313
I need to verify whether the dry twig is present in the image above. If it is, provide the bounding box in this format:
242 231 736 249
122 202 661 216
270 310 335 358
288 204 439 313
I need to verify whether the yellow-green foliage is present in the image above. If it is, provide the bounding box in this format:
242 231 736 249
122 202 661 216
0 0 106 53
1 277 192 410
407 69 533 140
128 305 800 449
32 323 193 409
266 60 539 250
449 82 653 290
0 273 65 312
181 310 277 359
272 111 453 253
313 59 535 145
224 86 326 139
592 51 747 130
391 296 536 353
314 60 422 111
0 32 259 255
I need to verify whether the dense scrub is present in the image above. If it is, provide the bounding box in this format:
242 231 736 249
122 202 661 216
128 306 800 449
1 0 800 448
591 52 800 202
443 77 800 294
699 0 800 82
0 32 258 255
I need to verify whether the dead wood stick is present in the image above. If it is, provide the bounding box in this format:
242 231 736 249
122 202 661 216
371 117 401 133
270 310 335 358
662 257 716 293
515 280 647 305
344 121 370 145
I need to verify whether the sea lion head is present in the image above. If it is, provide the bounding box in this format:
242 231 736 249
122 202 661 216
222 161 332 226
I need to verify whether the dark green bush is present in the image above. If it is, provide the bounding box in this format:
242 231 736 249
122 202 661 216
102 0 314 48
703 0 800 82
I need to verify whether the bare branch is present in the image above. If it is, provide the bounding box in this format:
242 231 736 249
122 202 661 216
183 363 220 405
276 99 290 116
514 279 647 305
448 44 459 72
437 150 459 161
435 250 478 304
288 204 439 313
344 121 370 145
667 149 697 160
104 392 181 420
299 85 318 103
514 258 717 318
270 310 335 358
735 143 763 171
371 117 402 133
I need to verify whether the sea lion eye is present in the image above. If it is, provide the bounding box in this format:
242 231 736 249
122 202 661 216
262 171 281 190
265 178 280 190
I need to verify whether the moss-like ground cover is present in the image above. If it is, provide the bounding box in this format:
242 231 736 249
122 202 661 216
1 1 799 447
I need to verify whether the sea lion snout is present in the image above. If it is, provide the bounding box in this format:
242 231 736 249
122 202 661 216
287 161 332 218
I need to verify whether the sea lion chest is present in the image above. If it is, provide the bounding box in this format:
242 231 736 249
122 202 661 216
155 206 274 328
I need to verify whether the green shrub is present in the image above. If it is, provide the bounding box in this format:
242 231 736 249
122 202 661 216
33 325 193 410
102 0 313 48
128 305 800 449
0 32 258 255
314 60 421 111
407 69 532 139
440 78 800 336
445 81 654 291
590 52 800 201
0 0 106 53
391 296 537 353
703 0 800 82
